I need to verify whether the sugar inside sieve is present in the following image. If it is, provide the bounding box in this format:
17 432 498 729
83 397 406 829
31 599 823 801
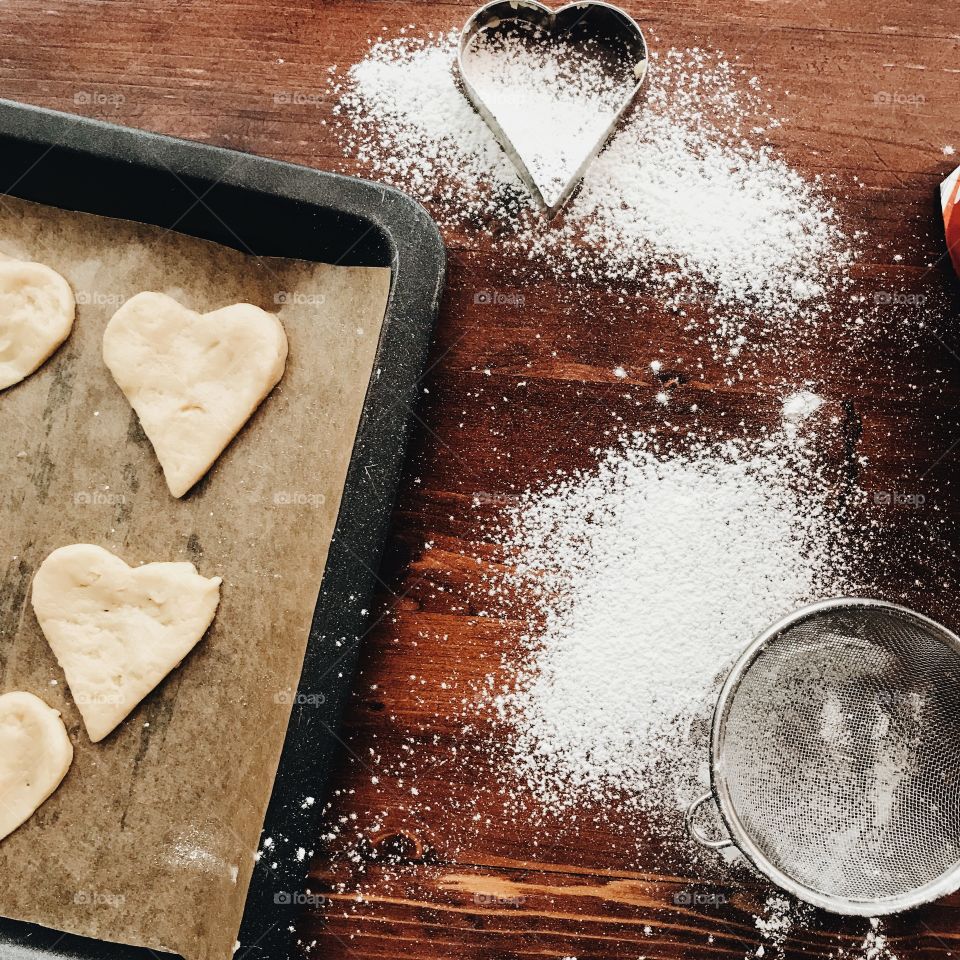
687 597 960 915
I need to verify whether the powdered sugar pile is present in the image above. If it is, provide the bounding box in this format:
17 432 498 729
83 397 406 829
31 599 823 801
486 429 855 813
565 79 847 314
335 32 857 340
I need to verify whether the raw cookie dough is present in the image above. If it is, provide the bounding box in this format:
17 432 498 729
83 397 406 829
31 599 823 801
0 691 73 841
0 259 76 391
32 544 222 742
102 291 288 497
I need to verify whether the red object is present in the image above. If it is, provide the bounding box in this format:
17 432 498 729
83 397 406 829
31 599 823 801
943 164 960 277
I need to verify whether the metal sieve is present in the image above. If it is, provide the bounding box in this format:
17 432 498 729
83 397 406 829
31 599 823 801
686 598 960 915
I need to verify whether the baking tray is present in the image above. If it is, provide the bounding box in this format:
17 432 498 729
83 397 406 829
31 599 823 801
0 100 445 960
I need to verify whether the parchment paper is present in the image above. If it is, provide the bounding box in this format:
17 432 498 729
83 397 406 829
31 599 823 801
0 194 391 960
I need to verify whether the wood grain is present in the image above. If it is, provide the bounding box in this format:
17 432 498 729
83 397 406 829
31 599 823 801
1 1 959 958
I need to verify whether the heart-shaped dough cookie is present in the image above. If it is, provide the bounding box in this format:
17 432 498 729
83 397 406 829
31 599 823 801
0 691 73 842
32 544 222 742
103 292 288 498
0 259 75 391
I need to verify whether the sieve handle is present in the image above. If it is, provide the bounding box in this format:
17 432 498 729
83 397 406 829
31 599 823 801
685 792 734 851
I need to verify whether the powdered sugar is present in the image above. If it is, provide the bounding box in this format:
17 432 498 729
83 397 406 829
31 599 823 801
488 430 853 813
337 32 520 218
860 919 899 960
754 895 803 957
336 33 857 345
782 390 824 425
565 73 848 314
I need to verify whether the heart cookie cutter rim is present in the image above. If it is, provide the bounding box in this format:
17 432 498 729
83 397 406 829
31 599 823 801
456 0 649 220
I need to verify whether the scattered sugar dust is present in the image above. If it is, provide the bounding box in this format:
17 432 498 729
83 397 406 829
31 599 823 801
754 895 805 957
860 919 899 960
333 30 860 352
750 899 895 960
828 919 900 960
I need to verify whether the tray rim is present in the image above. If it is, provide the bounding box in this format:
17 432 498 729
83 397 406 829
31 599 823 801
0 100 445 960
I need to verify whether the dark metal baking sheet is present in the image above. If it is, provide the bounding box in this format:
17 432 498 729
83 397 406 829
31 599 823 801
0 99 445 960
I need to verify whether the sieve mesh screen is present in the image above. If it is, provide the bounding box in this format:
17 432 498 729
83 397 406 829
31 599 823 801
717 605 960 903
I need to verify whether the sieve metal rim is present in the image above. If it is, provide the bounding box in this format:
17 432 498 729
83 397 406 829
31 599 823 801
704 597 960 916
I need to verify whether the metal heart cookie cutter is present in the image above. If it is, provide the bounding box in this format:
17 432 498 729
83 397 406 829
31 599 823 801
457 0 649 219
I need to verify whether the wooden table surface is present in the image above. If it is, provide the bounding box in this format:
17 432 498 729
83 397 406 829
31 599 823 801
3 1 960 958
